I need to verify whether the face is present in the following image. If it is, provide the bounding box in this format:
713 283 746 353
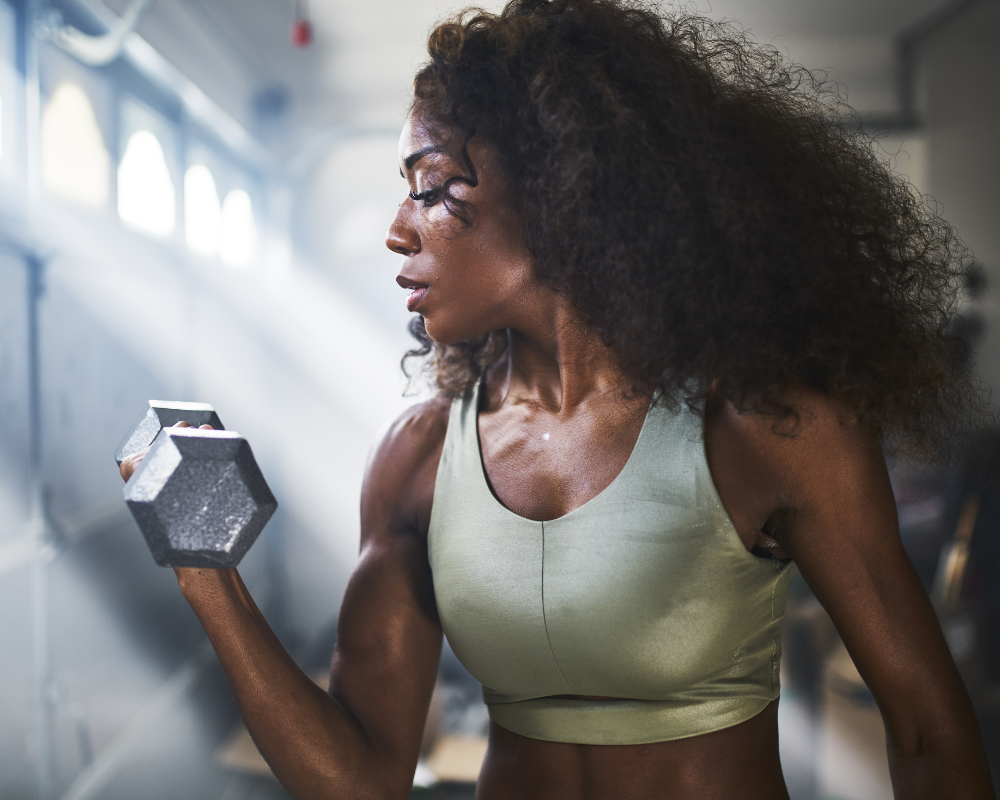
386 114 541 345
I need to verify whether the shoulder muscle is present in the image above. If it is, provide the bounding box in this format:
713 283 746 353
706 387 888 553
361 395 451 545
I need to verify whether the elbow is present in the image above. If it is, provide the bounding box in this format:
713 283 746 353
264 734 412 800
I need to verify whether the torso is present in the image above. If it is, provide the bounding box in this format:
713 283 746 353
401 370 793 799
479 705 786 800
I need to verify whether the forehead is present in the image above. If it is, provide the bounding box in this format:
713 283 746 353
398 114 455 169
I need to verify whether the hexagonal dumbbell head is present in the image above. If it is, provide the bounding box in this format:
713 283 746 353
123 427 277 568
114 400 224 466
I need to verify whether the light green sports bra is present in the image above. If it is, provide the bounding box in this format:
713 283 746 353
427 384 791 745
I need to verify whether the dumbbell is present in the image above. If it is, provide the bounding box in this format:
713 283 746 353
116 400 277 568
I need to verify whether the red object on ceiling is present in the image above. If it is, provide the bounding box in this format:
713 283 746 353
291 0 312 48
291 18 312 47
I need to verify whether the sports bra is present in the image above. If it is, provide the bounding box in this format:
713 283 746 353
427 383 791 745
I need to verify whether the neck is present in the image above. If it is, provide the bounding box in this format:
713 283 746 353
496 299 636 413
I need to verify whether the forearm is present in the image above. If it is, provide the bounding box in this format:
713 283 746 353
887 726 995 800
177 568 392 800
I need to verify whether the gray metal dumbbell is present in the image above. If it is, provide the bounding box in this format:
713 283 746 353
117 401 277 568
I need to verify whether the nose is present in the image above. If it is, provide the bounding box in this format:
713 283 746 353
386 205 420 256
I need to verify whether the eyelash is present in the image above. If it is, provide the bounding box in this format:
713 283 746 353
409 187 441 207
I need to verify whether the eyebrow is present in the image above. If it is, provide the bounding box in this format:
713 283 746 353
402 144 446 171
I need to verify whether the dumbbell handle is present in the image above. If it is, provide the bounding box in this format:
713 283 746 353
115 400 224 466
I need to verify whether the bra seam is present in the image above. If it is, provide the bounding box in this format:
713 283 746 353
769 560 779 694
540 519 574 693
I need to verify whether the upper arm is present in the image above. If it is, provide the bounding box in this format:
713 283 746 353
709 393 978 755
773 413 967 752
328 397 450 795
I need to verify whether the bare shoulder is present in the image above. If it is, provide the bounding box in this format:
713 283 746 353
361 395 452 541
705 385 890 554
369 395 452 476
707 385 880 470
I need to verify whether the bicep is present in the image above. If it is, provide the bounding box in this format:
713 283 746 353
330 534 442 782
326 401 447 789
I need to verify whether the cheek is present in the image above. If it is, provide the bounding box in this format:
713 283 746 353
425 204 470 241
421 258 502 343
416 203 535 340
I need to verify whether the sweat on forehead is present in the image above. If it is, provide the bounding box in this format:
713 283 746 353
397 116 487 228
398 115 478 172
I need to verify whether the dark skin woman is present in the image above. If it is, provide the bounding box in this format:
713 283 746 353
121 1 995 797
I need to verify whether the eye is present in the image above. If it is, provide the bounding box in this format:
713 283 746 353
408 187 441 207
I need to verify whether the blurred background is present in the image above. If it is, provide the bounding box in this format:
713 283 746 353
0 0 996 798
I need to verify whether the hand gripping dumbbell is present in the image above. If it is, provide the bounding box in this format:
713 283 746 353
116 401 277 568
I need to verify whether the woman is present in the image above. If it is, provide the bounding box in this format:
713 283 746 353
122 1 995 797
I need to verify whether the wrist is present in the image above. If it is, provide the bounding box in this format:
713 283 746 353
174 566 237 601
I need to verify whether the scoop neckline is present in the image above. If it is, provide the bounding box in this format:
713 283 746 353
471 382 659 524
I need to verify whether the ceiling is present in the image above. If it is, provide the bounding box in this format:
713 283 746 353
96 0 976 163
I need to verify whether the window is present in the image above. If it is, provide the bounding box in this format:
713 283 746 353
220 189 257 267
118 130 175 236
184 164 222 255
0 0 15 180
40 82 110 208
185 140 260 266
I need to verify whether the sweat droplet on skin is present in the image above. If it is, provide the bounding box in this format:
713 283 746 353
542 433 550 440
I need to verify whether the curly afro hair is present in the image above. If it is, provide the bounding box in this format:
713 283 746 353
402 0 989 458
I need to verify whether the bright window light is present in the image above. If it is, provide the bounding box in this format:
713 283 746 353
184 164 222 255
0 95 4 161
220 189 257 267
118 130 176 237
41 83 110 208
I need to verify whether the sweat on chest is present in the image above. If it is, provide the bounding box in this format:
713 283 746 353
479 422 646 518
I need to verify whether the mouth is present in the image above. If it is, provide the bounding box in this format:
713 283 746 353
396 275 429 312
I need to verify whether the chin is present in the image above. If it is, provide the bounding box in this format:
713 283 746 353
423 314 493 346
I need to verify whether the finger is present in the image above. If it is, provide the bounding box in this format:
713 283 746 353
198 424 215 430
119 449 147 482
173 421 192 428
